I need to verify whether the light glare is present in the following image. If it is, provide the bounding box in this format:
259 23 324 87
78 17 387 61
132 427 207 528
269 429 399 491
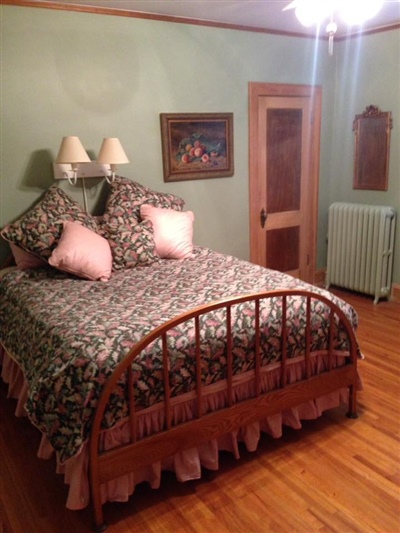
295 1 335 27
292 0 384 27
339 0 384 25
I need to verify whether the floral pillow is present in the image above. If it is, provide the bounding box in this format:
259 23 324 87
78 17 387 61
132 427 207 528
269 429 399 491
105 219 158 271
1 185 99 261
102 176 185 227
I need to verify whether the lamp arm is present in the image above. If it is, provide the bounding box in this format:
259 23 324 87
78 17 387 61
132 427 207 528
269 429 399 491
68 167 78 186
105 163 118 185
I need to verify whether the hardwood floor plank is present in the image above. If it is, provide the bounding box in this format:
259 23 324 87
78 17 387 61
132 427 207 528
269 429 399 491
1 289 399 533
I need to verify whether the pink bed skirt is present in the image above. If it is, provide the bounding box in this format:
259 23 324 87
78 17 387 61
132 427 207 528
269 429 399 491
0 345 356 511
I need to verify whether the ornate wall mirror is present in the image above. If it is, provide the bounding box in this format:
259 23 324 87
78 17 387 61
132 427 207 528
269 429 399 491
353 105 393 191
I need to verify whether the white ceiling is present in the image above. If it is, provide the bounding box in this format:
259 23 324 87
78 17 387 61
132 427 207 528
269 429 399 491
36 0 400 37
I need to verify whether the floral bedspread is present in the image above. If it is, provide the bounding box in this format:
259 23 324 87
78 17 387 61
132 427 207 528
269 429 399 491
0 247 358 463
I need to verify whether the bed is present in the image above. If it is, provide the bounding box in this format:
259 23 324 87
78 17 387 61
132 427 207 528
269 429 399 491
0 179 361 532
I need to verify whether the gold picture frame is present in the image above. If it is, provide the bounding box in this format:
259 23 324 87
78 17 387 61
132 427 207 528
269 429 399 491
353 105 393 191
160 113 234 182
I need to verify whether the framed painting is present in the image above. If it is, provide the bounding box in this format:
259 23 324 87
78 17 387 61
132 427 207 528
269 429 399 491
160 113 234 182
353 105 393 191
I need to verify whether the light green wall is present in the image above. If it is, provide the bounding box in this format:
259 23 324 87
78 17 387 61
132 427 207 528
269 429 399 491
330 30 400 284
1 5 399 285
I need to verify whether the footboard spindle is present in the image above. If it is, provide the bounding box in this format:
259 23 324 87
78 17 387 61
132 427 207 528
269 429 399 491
89 289 359 531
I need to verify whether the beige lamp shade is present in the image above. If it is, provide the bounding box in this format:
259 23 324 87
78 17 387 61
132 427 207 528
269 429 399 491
56 136 91 165
97 138 129 165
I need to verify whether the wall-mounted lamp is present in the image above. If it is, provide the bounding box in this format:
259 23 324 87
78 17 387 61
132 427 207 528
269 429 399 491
55 136 91 185
97 137 129 184
54 136 111 212
53 161 111 182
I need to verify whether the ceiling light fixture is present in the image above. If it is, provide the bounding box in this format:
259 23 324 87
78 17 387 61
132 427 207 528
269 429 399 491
283 0 384 55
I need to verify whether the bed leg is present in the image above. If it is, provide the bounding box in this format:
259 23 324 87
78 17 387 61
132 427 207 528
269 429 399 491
91 488 107 532
92 516 107 533
346 385 358 419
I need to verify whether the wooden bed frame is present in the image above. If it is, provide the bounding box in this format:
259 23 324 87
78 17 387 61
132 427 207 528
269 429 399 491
89 289 359 531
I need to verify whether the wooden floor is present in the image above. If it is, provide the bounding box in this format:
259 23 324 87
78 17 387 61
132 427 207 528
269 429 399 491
0 289 399 533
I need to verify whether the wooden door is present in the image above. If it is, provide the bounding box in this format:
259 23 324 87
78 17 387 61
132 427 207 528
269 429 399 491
249 83 321 283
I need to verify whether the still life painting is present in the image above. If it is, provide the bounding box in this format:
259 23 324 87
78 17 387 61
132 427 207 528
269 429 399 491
160 113 234 182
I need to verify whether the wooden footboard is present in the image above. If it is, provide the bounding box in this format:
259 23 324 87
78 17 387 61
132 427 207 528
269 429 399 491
89 289 359 531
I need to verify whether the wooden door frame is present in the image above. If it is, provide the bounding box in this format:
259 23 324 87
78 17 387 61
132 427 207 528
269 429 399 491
248 82 322 283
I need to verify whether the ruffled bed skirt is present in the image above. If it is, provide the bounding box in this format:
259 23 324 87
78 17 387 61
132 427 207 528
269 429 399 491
0 345 358 511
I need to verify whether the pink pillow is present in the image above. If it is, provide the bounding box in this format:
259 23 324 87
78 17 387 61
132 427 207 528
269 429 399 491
10 243 47 270
48 222 112 281
140 204 194 259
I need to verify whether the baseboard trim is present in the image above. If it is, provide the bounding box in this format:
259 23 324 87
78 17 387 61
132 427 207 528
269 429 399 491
314 271 399 303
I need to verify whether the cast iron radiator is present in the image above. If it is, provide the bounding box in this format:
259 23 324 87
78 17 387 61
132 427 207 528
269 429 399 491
326 202 396 303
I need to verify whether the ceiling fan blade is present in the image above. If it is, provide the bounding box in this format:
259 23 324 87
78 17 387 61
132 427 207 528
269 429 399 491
282 1 298 11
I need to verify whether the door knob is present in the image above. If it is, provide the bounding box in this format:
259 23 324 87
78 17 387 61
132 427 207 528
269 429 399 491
260 208 267 228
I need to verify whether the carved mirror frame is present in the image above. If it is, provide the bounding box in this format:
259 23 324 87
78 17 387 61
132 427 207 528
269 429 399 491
353 105 393 191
